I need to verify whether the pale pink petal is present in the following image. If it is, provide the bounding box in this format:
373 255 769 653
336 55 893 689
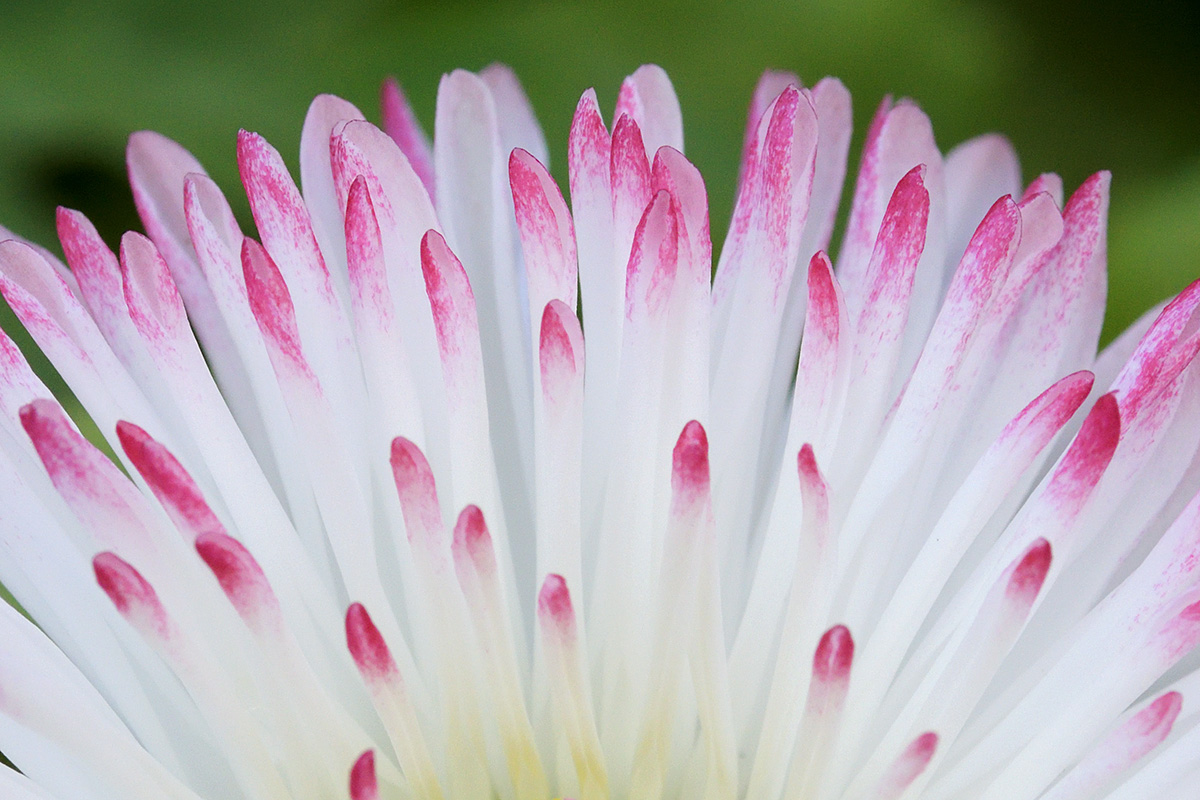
713 86 818 321
798 77 853 260
128 132 254 414
837 164 929 453
761 76 851 448
537 574 608 800
1042 690 1182 800
389 436 444 547
119 232 188 347
627 421 720 798
345 603 444 798
899 194 1022 414
742 444 835 800
343 176 427 455
510 147 579 321
615 64 683 158
610 113 653 281
21 398 169 559
534 300 586 598
942 135 1022 278
421 229 485 413
0 236 167 455
567 89 620 533
127 131 204 275
117 419 225 541
238 130 366 440
736 70 798 195
452 504 548 799
647 148 712 430
0 221 78 296
568 88 616 373
349 750 378 800
624 190 680 323
481 62 550 167
55 208 129 352
380 77 436 201
871 732 938 800
241 238 312 380
331 119 448 463
419 231 518 602
1004 172 1111 383
299 93 366 307
650 146 711 282
853 162 931 365
242 237 416 681
238 130 337 303
836 99 944 316
0 325 52 427
193 531 283 634
434 69 535 542
708 87 818 591
1024 171 1065 207
781 625 854 797
789 252 851 448
183 173 330 571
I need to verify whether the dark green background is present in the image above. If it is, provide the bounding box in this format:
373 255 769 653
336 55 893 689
0 0 1197 382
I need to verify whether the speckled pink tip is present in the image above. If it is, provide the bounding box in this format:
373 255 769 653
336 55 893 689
1006 538 1052 608
671 420 710 502
453 504 495 572
241 237 306 369
348 749 378 800
93 551 171 641
345 602 397 682
538 574 575 632
117 420 226 540
389 436 442 539
1057 393 1120 490
812 624 854 686
195 531 278 626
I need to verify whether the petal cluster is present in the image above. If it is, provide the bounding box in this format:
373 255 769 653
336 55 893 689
0 63 1198 800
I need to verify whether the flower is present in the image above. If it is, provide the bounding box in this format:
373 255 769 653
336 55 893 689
0 60 1198 800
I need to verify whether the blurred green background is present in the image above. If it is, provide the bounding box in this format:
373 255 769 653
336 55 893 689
0 0 1197 394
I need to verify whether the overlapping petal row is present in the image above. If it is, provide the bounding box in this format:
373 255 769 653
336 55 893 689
0 62 1198 800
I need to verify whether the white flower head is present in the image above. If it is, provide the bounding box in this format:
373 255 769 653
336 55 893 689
0 63 1198 800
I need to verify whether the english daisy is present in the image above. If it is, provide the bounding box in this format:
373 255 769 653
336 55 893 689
0 63 1197 800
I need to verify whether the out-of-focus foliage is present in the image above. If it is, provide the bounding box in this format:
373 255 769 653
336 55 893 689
0 0 1196 406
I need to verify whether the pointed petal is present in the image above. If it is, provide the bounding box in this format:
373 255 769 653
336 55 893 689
116 419 224 541
300 93 366 307
481 62 550 166
537 575 608 800
381 77 436 201
837 99 945 323
610 113 653 276
1042 691 1182 800
615 64 683 158
349 750 378 800
871 733 939 800
510 147 579 317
